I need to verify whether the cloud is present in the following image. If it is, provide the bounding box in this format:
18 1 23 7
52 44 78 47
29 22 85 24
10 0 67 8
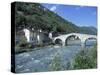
75 6 84 10
50 6 57 11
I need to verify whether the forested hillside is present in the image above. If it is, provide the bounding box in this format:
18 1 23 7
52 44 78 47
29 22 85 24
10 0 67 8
15 2 97 35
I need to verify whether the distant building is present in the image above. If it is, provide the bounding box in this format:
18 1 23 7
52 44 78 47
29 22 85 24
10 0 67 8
22 28 52 45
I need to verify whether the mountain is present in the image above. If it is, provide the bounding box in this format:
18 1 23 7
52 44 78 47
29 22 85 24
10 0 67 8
79 26 97 35
15 2 97 35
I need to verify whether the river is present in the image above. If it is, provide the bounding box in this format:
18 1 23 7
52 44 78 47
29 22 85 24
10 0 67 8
15 40 96 73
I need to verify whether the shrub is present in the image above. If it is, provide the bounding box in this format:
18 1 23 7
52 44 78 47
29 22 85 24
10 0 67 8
18 36 27 48
72 44 97 69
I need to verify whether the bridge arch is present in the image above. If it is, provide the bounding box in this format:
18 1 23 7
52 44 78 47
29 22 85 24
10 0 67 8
55 38 63 45
65 34 81 46
84 37 97 46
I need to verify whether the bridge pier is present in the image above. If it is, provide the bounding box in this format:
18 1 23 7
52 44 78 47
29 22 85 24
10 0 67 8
81 43 85 48
81 40 86 48
62 41 65 46
62 43 65 46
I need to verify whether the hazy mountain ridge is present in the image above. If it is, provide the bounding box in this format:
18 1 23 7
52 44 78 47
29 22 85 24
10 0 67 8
79 26 97 35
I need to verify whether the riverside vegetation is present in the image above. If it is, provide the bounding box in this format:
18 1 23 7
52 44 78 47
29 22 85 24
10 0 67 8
50 44 97 70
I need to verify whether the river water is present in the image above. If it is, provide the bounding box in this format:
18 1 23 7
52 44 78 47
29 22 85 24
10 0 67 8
15 40 96 73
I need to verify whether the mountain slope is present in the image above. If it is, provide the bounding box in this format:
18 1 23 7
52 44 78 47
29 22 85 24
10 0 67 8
79 26 97 35
15 2 97 35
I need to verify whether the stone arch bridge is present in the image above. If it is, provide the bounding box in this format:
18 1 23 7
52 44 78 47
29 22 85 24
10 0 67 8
53 33 97 47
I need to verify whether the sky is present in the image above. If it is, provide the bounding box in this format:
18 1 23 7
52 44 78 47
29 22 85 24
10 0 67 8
42 3 97 28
